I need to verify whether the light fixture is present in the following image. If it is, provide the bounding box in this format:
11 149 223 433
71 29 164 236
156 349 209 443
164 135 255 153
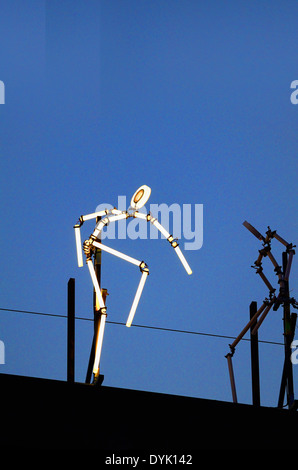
74 226 83 267
126 269 149 327
174 246 193 275
243 221 265 241
130 185 151 210
227 221 297 407
93 311 107 375
150 217 170 239
74 185 193 381
93 241 142 267
86 259 105 309
82 210 108 222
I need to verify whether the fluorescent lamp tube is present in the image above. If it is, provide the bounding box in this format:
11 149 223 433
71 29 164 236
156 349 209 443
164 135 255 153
108 213 128 223
93 313 107 374
130 185 151 210
174 246 192 275
151 219 170 239
126 271 148 327
134 212 147 220
93 241 141 267
74 227 83 267
82 210 109 222
86 260 105 309
284 250 294 281
273 232 290 248
243 221 264 241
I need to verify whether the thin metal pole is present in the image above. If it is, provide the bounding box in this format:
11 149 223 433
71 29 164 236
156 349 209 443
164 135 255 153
282 252 294 408
226 354 237 403
250 301 260 406
67 278 75 383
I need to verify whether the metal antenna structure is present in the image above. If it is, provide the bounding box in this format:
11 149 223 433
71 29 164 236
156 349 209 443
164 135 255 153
226 221 297 407
74 185 192 384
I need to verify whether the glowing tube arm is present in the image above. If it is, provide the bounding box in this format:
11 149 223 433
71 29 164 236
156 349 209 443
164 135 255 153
82 210 110 222
150 216 192 274
174 245 192 275
93 241 142 267
133 212 170 237
134 212 192 275
92 213 128 239
126 269 149 327
93 312 107 375
150 217 171 239
74 226 83 267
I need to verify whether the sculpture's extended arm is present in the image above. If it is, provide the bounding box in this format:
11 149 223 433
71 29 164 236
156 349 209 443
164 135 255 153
134 212 192 275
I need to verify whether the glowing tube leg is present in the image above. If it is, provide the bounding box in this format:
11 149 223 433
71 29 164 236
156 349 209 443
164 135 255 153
86 260 105 309
93 241 142 267
74 227 83 267
174 246 192 275
93 313 107 374
126 271 148 327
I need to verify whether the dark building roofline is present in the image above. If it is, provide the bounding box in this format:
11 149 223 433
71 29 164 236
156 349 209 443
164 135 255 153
0 373 297 450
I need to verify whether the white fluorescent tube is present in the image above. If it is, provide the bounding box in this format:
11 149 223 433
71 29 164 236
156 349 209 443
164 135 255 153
111 208 123 215
82 210 109 222
151 219 170 239
93 241 142 267
92 213 127 239
126 271 148 327
108 213 128 223
174 246 192 275
93 313 107 374
74 227 83 267
134 212 147 220
86 260 105 309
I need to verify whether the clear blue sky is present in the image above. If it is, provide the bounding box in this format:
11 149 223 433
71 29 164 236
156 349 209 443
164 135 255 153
0 0 297 407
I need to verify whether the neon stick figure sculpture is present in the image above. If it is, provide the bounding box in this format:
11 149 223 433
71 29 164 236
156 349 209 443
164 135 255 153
74 185 192 382
226 221 297 406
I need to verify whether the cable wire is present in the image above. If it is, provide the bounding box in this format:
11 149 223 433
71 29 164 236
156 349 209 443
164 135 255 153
0 306 284 346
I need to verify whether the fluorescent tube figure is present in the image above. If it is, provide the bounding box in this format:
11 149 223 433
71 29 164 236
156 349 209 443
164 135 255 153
74 185 192 382
225 221 297 404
